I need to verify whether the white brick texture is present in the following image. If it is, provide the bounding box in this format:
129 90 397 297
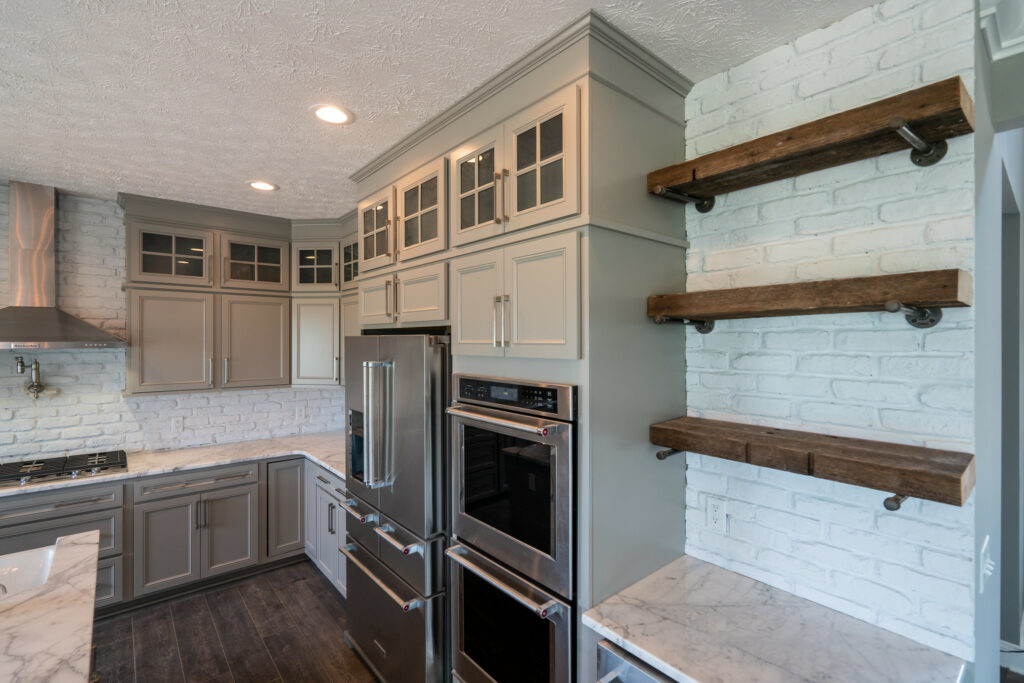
680 0 974 660
0 187 345 458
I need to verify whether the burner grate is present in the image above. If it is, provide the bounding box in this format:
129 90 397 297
0 450 128 485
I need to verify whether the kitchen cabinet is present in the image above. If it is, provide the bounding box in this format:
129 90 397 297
292 241 340 292
132 483 258 597
291 298 340 385
396 157 447 262
450 84 580 246
341 293 359 380
266 458 305 557
341 236 359 289
358 262 448 327
451 231 579 358
219 295 290 388
220 233 289 291
306 465 347 596
358 187 395 272
128 289 215 393
128 222 214 286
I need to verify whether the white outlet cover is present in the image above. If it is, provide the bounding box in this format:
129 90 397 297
707 496 727 533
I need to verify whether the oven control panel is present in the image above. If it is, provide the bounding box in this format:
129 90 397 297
456 375 575 420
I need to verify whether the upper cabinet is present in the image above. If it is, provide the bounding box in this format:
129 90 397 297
341 236 359 289
220 233 289 291
357 187 395 273
293 241 340 292
358 262 448 328
128 222 214 286
450 85 580 246
396 158 447 262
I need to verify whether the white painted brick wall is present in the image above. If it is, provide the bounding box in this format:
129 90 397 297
0 185 345 458
680 0 975 659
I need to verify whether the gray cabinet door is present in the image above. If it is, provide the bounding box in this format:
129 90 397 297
291 298 340 385
314 484 340 580
219 295 290 388
95 556 123 608
128 290 215 393
267 459 304 557
304 462 317 557
201 484 259 578
133 494 201 597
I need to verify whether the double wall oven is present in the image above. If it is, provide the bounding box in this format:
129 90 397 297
447 374 577 683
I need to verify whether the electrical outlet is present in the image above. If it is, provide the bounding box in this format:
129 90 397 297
707 496 727 533
979 534 994 594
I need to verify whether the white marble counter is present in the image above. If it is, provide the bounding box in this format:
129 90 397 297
583 555 965 683
0 530 101 682
0 431 347 499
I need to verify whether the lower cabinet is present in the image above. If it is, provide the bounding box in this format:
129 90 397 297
305 465 347 596
133 484 258 597
266 458 305 557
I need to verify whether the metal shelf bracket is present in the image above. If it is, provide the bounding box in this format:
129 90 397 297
651 184 715 213
883 493 908 511
652 316 715 334
656 448 683 460
890 117 948 167
884 299 943 328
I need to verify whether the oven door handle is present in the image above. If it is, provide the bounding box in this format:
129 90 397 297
446 545 562 620
446 406 563 437
341 543 423 612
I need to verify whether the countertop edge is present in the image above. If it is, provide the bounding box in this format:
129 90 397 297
582 612 694 683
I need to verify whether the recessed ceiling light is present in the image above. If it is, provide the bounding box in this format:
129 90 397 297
250 181 278 192
315 105 353 125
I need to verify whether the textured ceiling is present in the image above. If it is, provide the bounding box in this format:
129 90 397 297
0 0 874 219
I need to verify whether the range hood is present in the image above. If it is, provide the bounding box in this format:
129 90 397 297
0 181 126 349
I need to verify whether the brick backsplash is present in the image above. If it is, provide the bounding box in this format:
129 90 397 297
679 0 974 659
0 186 346 459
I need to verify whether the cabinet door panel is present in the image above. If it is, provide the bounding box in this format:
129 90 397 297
201 484 259 577
397 262 448 324
504 232 579 359
292 241 340 292
358 274 395 326
221 233 289 291
504 85 581 232
451 250 503 357
95 556 123 607
292 298 340 385
128 222 214 286
128 290 214 393
450 124 505 246
220 295 289 388
315 485 340 580
304 462 317 557
133 495 201 597
358 188 395 272
397 157 447 262
267 459 305 557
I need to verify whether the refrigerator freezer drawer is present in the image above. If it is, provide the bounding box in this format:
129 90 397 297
377 513 445 597
340 494 381 555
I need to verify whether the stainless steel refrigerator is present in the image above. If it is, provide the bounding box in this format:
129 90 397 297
342 333 448 683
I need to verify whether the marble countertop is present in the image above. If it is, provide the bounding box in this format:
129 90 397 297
0 431 347 499
0 530 101 682
583 555 965 683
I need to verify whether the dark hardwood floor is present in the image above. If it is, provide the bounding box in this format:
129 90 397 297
92 560 376 683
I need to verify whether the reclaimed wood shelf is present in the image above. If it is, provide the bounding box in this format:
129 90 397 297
651 416 975 506
648 77 974 210
648 269 972 325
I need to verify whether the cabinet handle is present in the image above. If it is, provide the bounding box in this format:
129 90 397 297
53 496 112 510
493 296 500 348
195 501 201 530
501 294 510 347
316 475 330 484
334 356 340 382
208 358 213 386
493 172 503 224
223 358 228 384
384 279 392 318
393 276 399 321
502 168 510 223
202 501 208 528
205 253 212 284
328 502 336 534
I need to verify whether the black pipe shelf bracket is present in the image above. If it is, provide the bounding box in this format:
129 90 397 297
889 117 948 167
651 185 715 213
652 315 715 334
884 299 943 328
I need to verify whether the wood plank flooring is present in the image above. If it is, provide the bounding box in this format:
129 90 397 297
92 560 375 683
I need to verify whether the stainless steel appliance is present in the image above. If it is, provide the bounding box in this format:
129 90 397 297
447 374 577 683
0 450 127 487
596 640 672 683
343 334 449 683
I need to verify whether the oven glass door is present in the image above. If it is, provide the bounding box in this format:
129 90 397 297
448 544 570 683
449 403 573 598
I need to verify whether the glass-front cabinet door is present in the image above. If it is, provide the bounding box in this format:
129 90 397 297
504 84 580 233
292 241 339 292
450 124 504 247
128 222 213 286
357 188 395 272
220 233 289 291
341 237 359 289
396 157 447 262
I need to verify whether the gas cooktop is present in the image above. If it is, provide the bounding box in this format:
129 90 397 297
0 450 128 486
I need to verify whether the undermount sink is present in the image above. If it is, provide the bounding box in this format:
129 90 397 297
0 545 56 599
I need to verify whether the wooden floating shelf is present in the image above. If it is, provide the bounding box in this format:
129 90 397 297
648 77 974 208
648 269 972 324
651 416 975 506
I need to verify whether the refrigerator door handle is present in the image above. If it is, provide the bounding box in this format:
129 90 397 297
363 360 392 489
342 543 423 612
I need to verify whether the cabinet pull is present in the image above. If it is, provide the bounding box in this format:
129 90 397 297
208 358 213 386
223 358 229 384
493 296 500 348
334 356 340 383
493 172 503 224
316 475 330 484
392 276 399 321
53 496 112 509
502 168 510 222
214 472 250 484
205 253 212 284
384 279 392 318
195 502 200 529
328 502 336 534
501 294 510 347
202 501 208 528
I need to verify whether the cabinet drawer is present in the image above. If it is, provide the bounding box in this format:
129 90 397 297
95 556 124 607
596 640 672 683
311 465 344 492
133 464 258 502
0 508 123 558
0 484 123 528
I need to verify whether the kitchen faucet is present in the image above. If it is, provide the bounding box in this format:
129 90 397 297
14 356 44 399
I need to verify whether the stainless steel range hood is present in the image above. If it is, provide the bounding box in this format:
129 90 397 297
0 181 126 349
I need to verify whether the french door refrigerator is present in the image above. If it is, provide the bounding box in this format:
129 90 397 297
343 333 449 683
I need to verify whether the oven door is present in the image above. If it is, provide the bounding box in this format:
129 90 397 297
448 403 573 598
448 543 571 683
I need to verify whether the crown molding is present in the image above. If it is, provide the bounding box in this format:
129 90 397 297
350 10 692 185
981 0 1024 60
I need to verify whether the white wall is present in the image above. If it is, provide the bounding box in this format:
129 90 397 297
679 0 975 659
0 184 346 460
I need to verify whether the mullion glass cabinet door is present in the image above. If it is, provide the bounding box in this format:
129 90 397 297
396 156 447 262
341 239 359 289
130 223 213 286
504 83 580 233
357 188 395 272
220 233 289 291
449 124 505 247
292 242 340 292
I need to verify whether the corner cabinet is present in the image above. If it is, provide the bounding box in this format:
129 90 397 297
292 241 340 292
219 295 290 388
128 290 215 393
128 222 214 286
358 262 448 327
291 298 341 385
450 84 580 246
266 458 306 558
451 231 579 359
220 233 289 291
